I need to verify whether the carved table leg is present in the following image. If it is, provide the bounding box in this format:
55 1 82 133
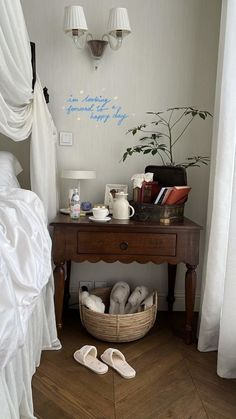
54 261 65 329
64 260 71 309
185 264 197 344
167 263 177 312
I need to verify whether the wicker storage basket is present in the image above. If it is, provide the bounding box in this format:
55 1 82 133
79 287 158 343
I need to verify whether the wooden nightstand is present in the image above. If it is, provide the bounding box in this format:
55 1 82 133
50 215 201 344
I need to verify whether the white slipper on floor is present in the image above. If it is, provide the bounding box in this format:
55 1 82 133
73 345 108 374
101 348 136 379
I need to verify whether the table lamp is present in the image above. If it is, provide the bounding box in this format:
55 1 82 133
61 169 96 207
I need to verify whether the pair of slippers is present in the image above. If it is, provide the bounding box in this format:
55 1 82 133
109 281 150 314
73 345 136 379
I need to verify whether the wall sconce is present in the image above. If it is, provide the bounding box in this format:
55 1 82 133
64 6 131 65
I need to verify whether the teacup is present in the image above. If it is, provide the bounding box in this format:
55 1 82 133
92 206 109 219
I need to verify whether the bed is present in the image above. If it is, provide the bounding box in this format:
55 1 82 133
0 151 61 418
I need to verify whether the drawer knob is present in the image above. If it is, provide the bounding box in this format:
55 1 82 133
120 241 128 251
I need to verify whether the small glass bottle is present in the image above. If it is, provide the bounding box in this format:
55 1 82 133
70 188 80 219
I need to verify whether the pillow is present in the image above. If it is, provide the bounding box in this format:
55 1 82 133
0 151 23 187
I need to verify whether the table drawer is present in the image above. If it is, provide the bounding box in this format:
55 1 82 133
77 232 176 256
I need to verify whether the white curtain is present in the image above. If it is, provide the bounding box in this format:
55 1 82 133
0 0 58 220
198 0 236 378
31 79 58 222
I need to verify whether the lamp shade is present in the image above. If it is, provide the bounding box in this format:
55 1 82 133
61 170 96 180
107 8 131 38
64 6 88 37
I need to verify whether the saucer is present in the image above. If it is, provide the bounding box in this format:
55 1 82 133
89 216 111 222
60 208 70 215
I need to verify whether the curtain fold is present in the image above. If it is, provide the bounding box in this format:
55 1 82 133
0 0 58 220
198 0 236 378
0 0 33 138
31 79 58 221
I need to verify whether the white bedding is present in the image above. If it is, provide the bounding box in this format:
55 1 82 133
0 274 61 419
0 186 61 418
0 187 59 369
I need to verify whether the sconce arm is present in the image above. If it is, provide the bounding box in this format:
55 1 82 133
72 33 93 49
102 34 123 51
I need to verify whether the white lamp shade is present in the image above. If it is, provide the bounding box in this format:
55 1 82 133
61 170 96 180
64 6 88 37
107 8 131 38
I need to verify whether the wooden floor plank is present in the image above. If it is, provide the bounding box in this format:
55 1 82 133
183 351 236 417
114 341 184 403
204 402 235 419
115 361 202 419
34 359 115 419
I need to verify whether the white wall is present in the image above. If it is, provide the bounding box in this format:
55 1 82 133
0 134 30 189
21 0 221 310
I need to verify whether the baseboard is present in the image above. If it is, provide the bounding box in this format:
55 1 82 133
68 289 200 312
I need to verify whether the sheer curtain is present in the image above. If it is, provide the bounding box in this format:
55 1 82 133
0 0 58 220
198 0 236 379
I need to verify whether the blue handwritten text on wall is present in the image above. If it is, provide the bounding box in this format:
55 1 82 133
64 95 128 126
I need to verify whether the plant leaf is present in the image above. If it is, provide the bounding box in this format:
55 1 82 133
139 136 152 142
199 112 206 120
122 152 128 161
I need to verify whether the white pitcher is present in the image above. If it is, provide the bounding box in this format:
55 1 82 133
112 192 135 220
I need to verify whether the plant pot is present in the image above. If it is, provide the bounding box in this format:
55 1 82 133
145 165 187 186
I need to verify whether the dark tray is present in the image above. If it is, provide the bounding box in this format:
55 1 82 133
131 201 185 224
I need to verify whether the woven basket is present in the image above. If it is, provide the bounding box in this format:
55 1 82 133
79 287 158 343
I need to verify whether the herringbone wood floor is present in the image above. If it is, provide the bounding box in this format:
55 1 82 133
32 311 236 419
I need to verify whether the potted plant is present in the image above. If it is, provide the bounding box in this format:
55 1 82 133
122 106 212 169
121 107 213 222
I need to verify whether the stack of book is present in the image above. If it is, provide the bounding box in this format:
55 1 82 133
154 185 191 205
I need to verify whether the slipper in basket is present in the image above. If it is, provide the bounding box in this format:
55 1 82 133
109 281 130 314
74 345 108 374
101 348 136 379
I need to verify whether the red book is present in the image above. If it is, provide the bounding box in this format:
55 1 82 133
133 181 161 203
164 186 191 205
140 181 161 203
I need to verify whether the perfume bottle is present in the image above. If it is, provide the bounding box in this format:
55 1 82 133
70 188 80 219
